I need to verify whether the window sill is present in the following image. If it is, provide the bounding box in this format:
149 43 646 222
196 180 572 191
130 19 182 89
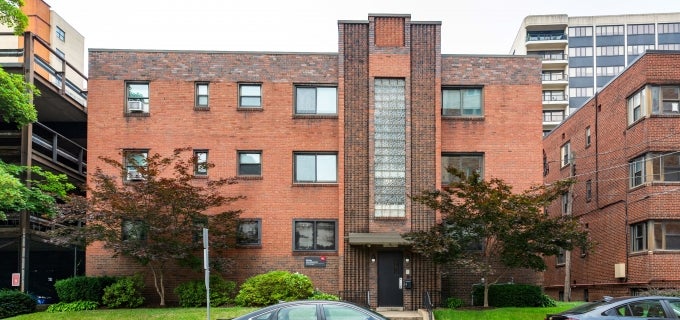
442 116 484 121
193 175 209 179
292 251 338 256
293 114 338 120
125 112 150 117
194 106 210 111
236 244 262 249
373 216 407 221
293 183 338 187
237 175 263 180
237 107 263 112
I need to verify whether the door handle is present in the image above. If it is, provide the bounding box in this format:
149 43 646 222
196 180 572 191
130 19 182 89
398 277 403 289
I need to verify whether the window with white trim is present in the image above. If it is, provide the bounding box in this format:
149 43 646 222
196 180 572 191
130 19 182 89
561 142 571 167
295 86 337 115
56 27 65 41
631 222 647 252
627 89 645 124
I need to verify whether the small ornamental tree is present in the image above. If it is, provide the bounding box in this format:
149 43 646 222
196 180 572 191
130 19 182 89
51 148 243 306
404 169 591 308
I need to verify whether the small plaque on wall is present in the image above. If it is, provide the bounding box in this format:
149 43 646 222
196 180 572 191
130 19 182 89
304 256 327 268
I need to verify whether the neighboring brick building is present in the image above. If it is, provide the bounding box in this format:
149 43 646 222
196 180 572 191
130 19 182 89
87 14 544 308
543 51 680 301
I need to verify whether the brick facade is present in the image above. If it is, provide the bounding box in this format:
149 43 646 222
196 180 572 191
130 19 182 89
87 14 543 308
542 51 680 301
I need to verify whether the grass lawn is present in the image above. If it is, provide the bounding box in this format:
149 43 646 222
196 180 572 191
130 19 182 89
434 302 583 320
9 302 582 320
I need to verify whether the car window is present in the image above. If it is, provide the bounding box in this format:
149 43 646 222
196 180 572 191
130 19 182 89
277 305 317 320
608 300 667 318
323 304 373 320
669 300 680 317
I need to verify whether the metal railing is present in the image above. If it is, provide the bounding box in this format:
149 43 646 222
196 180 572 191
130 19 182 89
543 92 569 102
542 72 568 81
31 122 87 175
0 32 88 107
543 111 566 122
529 51 568 61
527 32 567 41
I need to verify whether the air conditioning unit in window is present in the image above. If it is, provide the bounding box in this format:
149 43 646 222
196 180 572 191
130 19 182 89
127 100 143 112
126 169 145 181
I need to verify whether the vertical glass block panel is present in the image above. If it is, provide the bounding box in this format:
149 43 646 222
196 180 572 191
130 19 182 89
373 78 406 218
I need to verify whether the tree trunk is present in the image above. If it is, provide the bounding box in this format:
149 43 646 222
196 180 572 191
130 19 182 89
483 282 490 308
150 265 166 306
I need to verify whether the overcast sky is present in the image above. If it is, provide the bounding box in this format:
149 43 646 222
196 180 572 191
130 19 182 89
49 0 680 55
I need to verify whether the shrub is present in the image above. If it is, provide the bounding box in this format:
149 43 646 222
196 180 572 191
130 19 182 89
235 271 314 307
309 290 340 301
102 275 145 308
537 294 557 307
46 301 99 312
175 275 237 307
472 283 545 307
54 276 118 303
445 297 465 309
0 289 36 318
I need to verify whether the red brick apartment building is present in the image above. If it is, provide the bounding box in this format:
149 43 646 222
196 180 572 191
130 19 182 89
86 14 544 308
543 51 680 301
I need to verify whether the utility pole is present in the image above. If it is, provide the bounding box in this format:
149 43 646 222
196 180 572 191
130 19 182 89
563 160 575 302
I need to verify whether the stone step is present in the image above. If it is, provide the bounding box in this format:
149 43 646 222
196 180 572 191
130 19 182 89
377 310 429 320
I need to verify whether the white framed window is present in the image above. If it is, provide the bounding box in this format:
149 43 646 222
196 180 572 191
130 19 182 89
569 87 594 98
442 153 483 184
652 86 680 115
293 220 336 251
596 66 625 77
585 180 592 202
239 84 261 108
123 150 148 181
627 24 654 35
195 82 209 108
569 67 593 78
629 155 645 188
596 25 624 36
295 86 337 115
568 26 592 37
627 44 655 56
442 87 483 116
561 142 571 167
660 23 680 34
126 82 150 114
568 47 593 57
595 46 625 57
294 152 337 183
238 151 262 176
585 126 591 147
627 89 645 124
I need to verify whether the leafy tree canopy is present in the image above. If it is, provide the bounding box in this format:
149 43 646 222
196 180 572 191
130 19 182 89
0 160 74 220
404 169 591 307
0 0 27 35
51 148 244 306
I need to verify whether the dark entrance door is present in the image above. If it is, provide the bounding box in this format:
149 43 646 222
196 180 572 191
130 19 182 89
377 251 403 307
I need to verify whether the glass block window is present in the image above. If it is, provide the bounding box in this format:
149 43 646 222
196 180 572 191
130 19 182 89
374 78 406 218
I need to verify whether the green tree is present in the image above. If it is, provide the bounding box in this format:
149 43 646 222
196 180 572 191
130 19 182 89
0 0 27 35
51 148 243 306
0 0 38 127
404 169 590 308
0 160 74 220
